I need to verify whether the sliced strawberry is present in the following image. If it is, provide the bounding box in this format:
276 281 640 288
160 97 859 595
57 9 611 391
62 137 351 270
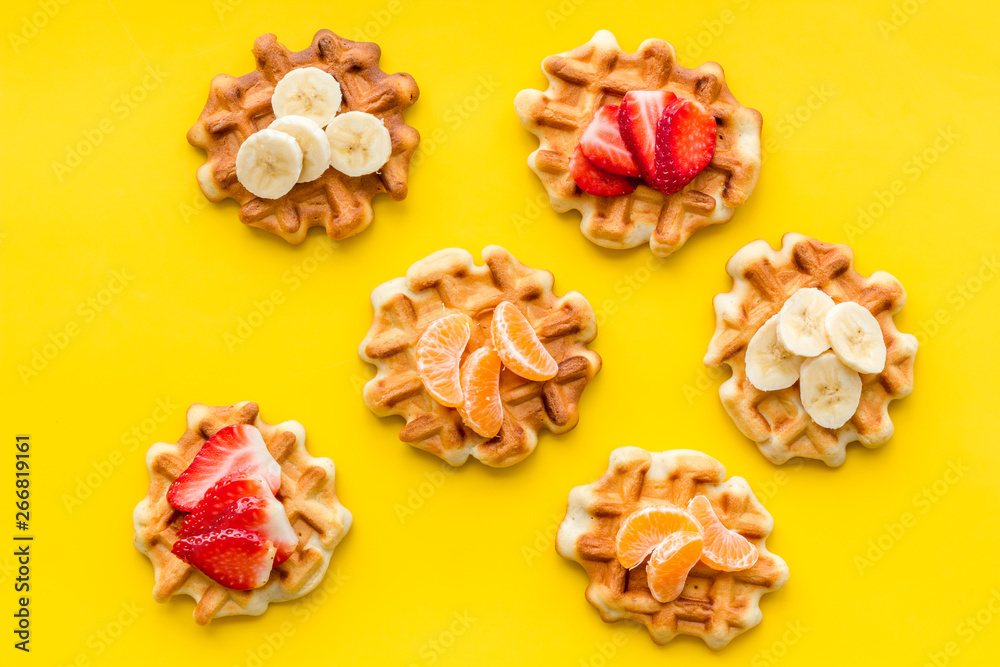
618 90 676 182
579 105 640 177
209 495 297 565
167 424 281 512
172 528 276 591
652 97 717 195
569 145 638 196
178 473 273 537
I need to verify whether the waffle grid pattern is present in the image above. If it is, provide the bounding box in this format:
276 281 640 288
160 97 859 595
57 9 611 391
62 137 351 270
360 246 601 467
187 30 419 244
514 30 761 257
704 233 918 466
557 447 788 648
133 401 352 624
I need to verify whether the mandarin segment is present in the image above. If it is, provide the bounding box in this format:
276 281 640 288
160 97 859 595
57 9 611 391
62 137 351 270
490 301 559 381
646 530 704 603
614 505 702 569
457 347 504 438
415 313 472 407
688 495 759 571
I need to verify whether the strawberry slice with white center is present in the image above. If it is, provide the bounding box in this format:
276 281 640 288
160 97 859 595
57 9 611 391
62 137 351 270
171 528 276 591
569 145 638 196
167 424 281 512
618 90 677 182
579 104 640 177
652 97 717 195
178 473 273 537
209 495 297 565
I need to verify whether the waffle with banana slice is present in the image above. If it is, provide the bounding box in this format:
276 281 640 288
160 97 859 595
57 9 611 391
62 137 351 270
514 30 761 257
133 402 352 624
557 447 788 648
704 233 918 466
187 29 419 244
359 246 602 467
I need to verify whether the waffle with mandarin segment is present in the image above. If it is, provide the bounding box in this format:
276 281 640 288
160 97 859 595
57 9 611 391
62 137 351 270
704 233 918 466
133 401 352 624
557 447 788 648
187 29 419 244
514 30 761 257
360 246 601 467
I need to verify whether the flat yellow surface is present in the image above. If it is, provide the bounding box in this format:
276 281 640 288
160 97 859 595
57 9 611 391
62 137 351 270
2 0 999 664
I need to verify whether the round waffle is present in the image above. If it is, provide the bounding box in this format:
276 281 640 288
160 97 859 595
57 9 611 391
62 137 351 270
557 447 788 649
187 29 419 244
514 30 761 257
360 246 602 467
705 233 918 466
133 401 352 624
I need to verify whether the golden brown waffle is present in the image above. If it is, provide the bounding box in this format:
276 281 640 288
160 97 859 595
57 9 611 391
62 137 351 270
187 30 419 244
557 447 788 648
514 30 761 257
360 246 601 467
133 401 352 624
704 233 918 466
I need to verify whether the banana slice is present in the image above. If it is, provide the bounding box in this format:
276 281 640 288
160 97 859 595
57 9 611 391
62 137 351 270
825 302 887 373
325 111 393 177
235 128 303 199
745 314 805 391
271 67 343 127
776 288 835 357
799 352 863 429
268 115 331 183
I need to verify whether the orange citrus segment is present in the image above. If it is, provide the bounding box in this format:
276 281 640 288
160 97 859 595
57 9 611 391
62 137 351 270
457 346 504 438
687 495 759 572
646 530 704 603
415 313 472 407
490 301 559 381
615 505 702 569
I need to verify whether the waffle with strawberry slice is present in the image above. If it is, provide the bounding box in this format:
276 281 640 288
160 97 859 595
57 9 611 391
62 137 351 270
515 30 761 257
359 246 601 467
133 402 352 624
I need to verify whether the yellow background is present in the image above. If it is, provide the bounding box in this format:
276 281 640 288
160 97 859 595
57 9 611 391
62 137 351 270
2 0 999 664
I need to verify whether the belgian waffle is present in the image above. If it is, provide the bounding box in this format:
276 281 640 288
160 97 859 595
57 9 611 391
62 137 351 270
557 447 788 648
360 246 602 467
187 29 419 244
704 233 918 466
133 401 352 624
514 30 761 257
